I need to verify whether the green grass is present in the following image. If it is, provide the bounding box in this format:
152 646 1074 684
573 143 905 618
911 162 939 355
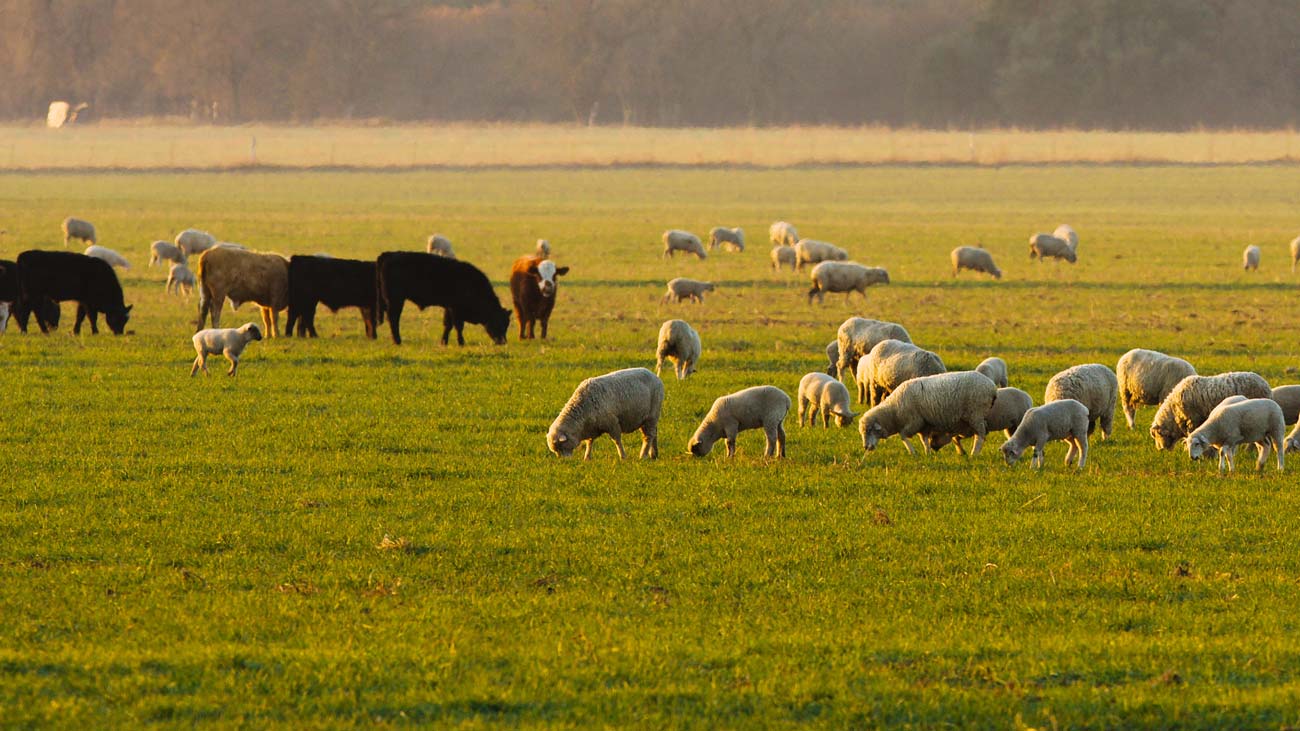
3 166 1300 728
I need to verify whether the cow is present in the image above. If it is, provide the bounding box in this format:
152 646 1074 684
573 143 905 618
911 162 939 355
376 251 510 346
195 247 290 337
13 250 131 335
0 259 58 332
509 255 569 340
286 255 380 338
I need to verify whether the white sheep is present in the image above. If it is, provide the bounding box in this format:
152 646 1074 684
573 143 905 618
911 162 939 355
975 357 1009 388
807 261 889 304
1270 385 1300 425
1187 397 1285 473
215 241 247 250
547 368 664 459
859 371 998 456
175 228 217 256
662 277 715 304
1001 398 1090 469
84 245 130 269
927 386 1033 455
709 227 745 252
150 240 185 267
1150 372 1273 450
1053 224 1079 252
655 319 701 380
1291 235 1300 273
662 230 707 259
535 239 551 259
427 234 456 258
824 340 840 378
689 385 791 458
770 245 796 271
857 338 946 407
797 372 856 428
835 317 911 383
770 221 799 247
62 217 96 247
951 246 1002 279
1116 349 1197 429
1029 234 1077 263
794 239 849 270
190 323 263 377
167 260 196 296
1243 245 1261 271
1044 364 1118 440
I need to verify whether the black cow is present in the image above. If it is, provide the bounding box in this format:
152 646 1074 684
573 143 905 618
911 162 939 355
15 250 132 335
376 252 510 346
286 255 381 338
0 259 58 331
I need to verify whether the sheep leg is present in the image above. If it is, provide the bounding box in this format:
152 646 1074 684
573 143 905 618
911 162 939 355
225 349 239 377
640 424 658 459
952 436 966 456
610 433 627 460
970 430 987 458
763 425 779 456
582 439 594 460
1277 433 1286 471
1064 440 1077 466
821 409 830 428
899 437 916 456
1217 448 1227 474
1076 436 1088 468
1100 412 1113 441
1122 394 1137 430
1256 442 1269 472
724 426 738 458
797 397 807 427
776 423 787 458
676 362 685 380
190 354 204 377
1033 443 1045 469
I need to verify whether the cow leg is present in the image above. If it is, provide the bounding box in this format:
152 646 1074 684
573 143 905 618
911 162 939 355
73 304 86 335
209 297 224 329
541 316 549 339
517 309 527 340
285 307 298 337
88 309 100 334
361 308 375 339
440 309 454 345
454 319 465 346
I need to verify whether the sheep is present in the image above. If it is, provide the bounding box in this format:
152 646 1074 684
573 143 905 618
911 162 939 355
709 227 745 252
1029 233 1077 263
427 234 456 258
0 302 8 334
62 217 95 247
770 221 799 247
857 338 946 407
689 386 791 458
835 317 911 383
1001 399 1090 469
1044 364 1118 440
771 245 796 271
535 239 551 259
175 228 217 257
858 371 998 456
1149 372 1273 450
951 246 1002 279
927 387 1033 454
216 241 247 250
662 277 715 304
1291 235 1300 273
975 357 1009 388
547 367 664 460
83 245 130 270
1243 245 1261 271
825 340 840 378
807 261 889 304
167 261 196 296
150 241 185 267
797 372 856 428
1270 385 1300 425
662 230 706 259
1187 398 1285 473
1053 224 1079 252
655 319 701 380
794 239 849 270
1116 349 1197 429
190 323 263 377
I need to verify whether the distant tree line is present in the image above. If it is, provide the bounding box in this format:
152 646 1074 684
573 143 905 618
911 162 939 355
1 0 1297 129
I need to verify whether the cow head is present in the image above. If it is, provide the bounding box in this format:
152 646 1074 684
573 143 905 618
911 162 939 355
486 306 511 345
106 304 133 335
529 260 569 298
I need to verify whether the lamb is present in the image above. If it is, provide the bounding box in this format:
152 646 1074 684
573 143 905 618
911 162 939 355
1044 364 1118 440
547 367 664 460
535 239 551 259
1149 372 1272 450
769 221 799 247
427 235 456 258
190 323 263 377
62 217 95 247
1116 348 1197 429
150 241 185 267
1187 398 1285 473
1243 245 1261 271
174 229 217 257
975 357 1009 388
83 245 130 270
662 277 715 304
824 340 840 378
1053 224 1079 252
807 261 890 304
1001 399 1090 469
857 338 946 407
835 317 912 382
1029 234 1077 263
662 230 707 259
655 319 701 380
770 245 796 271
1270 385 1300 425
689 386 791 458
709 227 745 252
858 371 998 456
1291 235 1300 273
794 239 849 270
926 387 1033 454
167 261 196 296
951 246 1002 279
797 372 856 428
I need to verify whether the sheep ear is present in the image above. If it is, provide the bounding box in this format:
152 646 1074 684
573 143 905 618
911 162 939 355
555 434 567 443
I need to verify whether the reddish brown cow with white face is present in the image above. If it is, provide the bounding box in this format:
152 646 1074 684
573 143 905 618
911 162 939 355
509 255 569 340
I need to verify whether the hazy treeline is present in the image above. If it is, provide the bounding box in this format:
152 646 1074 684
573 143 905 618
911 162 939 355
2 0 1297 129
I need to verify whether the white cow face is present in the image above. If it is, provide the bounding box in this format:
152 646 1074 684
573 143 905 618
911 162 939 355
532 260 570 298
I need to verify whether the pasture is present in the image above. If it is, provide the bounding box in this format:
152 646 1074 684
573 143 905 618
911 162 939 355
3 165 1300 727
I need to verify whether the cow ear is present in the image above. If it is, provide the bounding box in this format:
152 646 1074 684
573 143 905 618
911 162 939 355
125 305 134 314
555 266 570 276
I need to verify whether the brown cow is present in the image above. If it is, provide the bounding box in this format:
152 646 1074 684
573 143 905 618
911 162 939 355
509 255 569 340
195 246 290 337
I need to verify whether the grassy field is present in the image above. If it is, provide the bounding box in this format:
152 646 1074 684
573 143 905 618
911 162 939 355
3 165 1300 728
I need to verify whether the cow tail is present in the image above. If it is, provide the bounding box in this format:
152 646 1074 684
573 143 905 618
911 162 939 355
194 253 209 330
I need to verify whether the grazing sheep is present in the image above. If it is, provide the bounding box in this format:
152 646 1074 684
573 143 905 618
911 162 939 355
835 317 912 383
167 260 196 296
62 217 95 247
825 340 840 378
195 247 290 338
535 239 551 259
797 372 856 428
770 221 799 247
1001 399 1090 469
83 245 130 270
859 371 998 456
1149 372 1273 450
190 323 262 377
150 241 185 267
547 367 664 460
771 244 796 271
1291 235 1300 273
1044 364 1118 440
175 229 217 257
808 261 889 304
709 226 745 252
662 277 715 304
1270 385 1300 425
927 387 1033 454
1053 224 1079 252
655 319 701 380
427 235 456 258
951 246 1002 279
1187 398 1285 473
858 338 946 407
689 386 791 458
662 230 707 259
1116 349 1197 429
1243 245 1261 271
1029 234 1077 263
976 357 1009 388
794 239 849 270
